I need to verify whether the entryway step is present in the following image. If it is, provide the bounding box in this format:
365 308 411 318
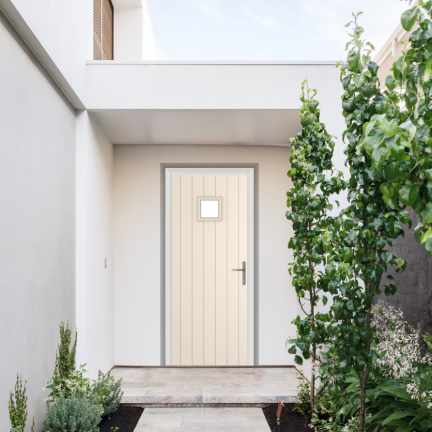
111 367 299 405
134 407 270 431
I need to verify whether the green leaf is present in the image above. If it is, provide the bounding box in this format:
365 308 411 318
325 264 336 279
381 119 399 137
421 228 432 244
425 237 432 253
384 161 401 182
394 426 414 432
382 251 394 263
398 210 411 225
299 320 312 336
349 333 360 345
386 75 396 91
347 299 358 311
399 185 419 206
288 345 297 355
294 355 303 365
322 296 328 306
401 7 418 31
364 132 385 155
383 410 418 426
425 58 432 82
372 146 389 170
341 247 353 263
347 49 361 73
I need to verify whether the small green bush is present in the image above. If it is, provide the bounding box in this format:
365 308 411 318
91 370 123 417
294 378 311 416
43 394 102 432
9 375 34 432
48 323 77 400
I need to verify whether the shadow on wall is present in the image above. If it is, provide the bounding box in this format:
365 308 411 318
377 209 432 334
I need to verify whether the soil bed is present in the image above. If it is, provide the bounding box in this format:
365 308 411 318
99 405 144 432
262 404 313 432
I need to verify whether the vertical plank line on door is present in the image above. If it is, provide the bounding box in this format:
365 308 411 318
180 175 182 364
214 175 217 365
226 175 228 365
202 176 205 363
238 175 240 364
191 177 193 364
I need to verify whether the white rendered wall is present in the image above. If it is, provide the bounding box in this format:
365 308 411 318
113 145 296 365
76 111 114 378
0 11 76 431
1 0 92 104
113 1 158 61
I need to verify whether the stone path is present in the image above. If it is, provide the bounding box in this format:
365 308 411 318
112 366 299 404
134 407 270 431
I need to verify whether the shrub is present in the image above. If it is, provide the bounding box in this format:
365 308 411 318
47 364 92 401
371 300 432 402
294 378 311 416
9 375 28 432
43 393 102 432
91 370 123 417
310 392 344 432
48 323 78 400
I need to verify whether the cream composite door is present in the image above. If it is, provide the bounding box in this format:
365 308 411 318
169 173 250 366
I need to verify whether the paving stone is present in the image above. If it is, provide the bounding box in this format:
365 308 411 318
134 407 269 431
117 367 299 405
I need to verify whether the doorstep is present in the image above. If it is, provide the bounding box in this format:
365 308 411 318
110 367 299 405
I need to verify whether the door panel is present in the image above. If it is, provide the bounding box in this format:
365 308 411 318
215 175 228 365
171 175 181 365
180 175 193 365
192 175 204 365
203 175 216 365
171 173 248 365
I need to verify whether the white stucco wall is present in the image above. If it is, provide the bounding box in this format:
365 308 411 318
76 111 114 378
113 144 297 366
114 1 158 61
1 0 92 104
0 11 76 430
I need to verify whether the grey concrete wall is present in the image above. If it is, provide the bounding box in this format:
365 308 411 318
0 10 76 432
377 209 432 334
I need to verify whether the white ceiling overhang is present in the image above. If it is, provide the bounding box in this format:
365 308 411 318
86 61 339 145
90 109 300 145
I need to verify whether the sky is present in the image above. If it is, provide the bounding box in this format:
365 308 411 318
147 0 409 61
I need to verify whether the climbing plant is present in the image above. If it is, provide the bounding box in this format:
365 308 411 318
318 12 411 432
286 80 345 412
376 0 432 255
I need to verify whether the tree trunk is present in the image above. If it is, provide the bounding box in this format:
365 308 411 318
358 383 366 432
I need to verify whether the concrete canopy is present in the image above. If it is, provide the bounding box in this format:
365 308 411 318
86 61 338 146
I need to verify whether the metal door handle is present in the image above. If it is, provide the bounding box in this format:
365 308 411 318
232 261 246 285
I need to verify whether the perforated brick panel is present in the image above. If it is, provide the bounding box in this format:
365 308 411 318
93 0 113 60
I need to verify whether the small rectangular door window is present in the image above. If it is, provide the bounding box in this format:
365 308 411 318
198 197 222 221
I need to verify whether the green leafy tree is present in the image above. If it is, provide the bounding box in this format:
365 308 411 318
321 13 409 432
286 80 345 411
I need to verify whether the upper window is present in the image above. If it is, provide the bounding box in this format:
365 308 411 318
93 0 114 60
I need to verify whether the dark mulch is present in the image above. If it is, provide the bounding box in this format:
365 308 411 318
98 406 144 432
262 404 313 432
